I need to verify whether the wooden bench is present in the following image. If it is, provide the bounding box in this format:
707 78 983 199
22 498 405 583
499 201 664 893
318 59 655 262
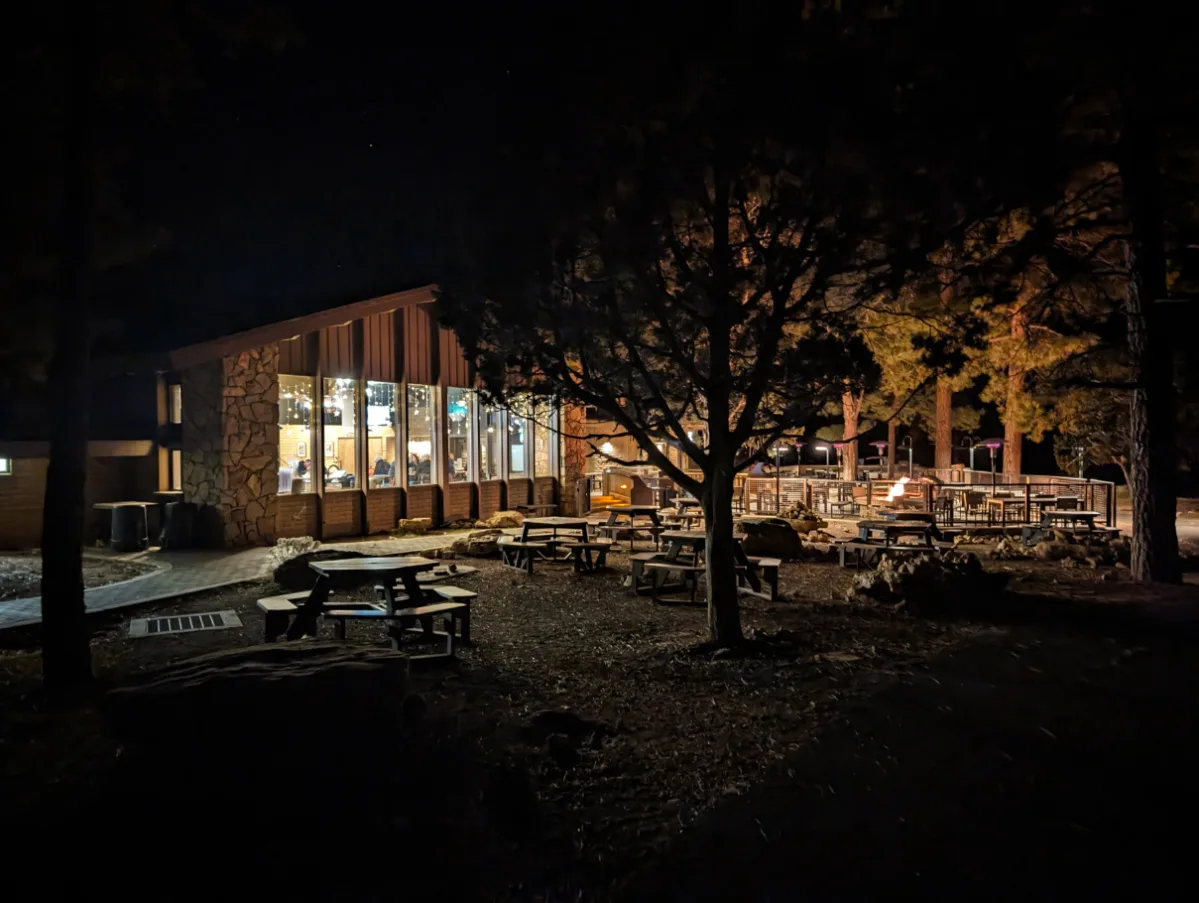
744 556 782 601
634 525 667 550
498 540 546 573
329 587 475 643
324 600 470 657
257 592 309 642
644 560 705 603
564 541 613 573
629 551 665 595
839 540 943 569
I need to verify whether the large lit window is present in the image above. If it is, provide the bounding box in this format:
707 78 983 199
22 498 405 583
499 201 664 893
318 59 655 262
0 457 11 475
169 384 182 424
533 400 554 478
322 378 359 491
447 388 475 482
480 405 503 480
366 381 400 489
278 374 315 494
170 450 182 491
406 384 437 486
507 399 528 476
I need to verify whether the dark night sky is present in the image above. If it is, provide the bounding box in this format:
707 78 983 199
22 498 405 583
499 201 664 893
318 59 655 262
108 7 511 351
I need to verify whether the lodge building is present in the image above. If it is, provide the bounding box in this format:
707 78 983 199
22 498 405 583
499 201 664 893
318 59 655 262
0 285 588 549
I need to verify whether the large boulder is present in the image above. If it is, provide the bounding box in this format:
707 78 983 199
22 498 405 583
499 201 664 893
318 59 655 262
272 549 367 591
991 536 1031 561
787 516 828 535
485 510 525 529
848 549 1005 614
395 518 432 535
1033 540 1084 562
450 528 504 558
737 516 804 560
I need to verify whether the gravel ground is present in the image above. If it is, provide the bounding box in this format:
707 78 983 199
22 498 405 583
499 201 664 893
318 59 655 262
0 551 156 601
1 546 1197 900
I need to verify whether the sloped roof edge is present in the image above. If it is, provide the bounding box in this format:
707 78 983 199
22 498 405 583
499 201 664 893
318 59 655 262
168 284 438 370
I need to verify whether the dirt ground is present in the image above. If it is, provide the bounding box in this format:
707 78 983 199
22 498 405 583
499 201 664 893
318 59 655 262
0 551 156 601
1 546 1198 901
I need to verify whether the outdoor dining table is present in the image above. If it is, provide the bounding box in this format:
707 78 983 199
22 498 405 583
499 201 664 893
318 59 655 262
520 516 590 559
655 529 760 594
288 555 439 640
856 519 936 546
1040 509 1101 530
600 505 663 527
985 495 1028 526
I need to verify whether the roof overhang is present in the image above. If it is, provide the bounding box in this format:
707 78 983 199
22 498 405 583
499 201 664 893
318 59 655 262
169 284 438 370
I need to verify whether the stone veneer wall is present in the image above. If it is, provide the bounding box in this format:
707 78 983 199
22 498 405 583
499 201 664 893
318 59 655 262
181 360 225 518
181 345 280 547
220 346 280 546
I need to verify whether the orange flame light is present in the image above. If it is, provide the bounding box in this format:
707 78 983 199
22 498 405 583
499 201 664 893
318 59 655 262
886 476 911 502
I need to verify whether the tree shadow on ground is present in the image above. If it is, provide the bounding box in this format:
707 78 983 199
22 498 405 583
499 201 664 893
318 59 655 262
619 628 1199 901
5 643 551 902
931 585 1199 643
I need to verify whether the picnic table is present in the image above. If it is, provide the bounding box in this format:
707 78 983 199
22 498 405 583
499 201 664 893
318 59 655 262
600 504 664 526
857 519 936 545
839 519 943 569
516 503 558 516
645 530 762 598
880 510 936 524
1041 508 1101 530
519 516 590 559
288 556 439 639
597 505 665 550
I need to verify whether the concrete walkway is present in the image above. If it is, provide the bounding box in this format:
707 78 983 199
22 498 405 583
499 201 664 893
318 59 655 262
0 533 460 631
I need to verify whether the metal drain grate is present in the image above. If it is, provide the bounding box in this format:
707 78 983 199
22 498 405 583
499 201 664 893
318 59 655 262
129 610 242 638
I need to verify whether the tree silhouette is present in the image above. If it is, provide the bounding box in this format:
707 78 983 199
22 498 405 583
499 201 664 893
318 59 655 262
439 22 952 645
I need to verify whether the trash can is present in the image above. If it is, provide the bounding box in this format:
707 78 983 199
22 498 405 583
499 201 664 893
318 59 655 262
110 504 149 553
161 501 196 549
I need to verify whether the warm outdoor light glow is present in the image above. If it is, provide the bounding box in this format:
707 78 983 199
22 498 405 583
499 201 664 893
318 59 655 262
600 441 615 456
886 476 911 501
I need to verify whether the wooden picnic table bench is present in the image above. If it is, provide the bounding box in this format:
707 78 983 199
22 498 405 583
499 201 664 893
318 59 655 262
563 540 614 573
839 539 949 569
324 594 472 658
260 556 440 642
857 519 936 544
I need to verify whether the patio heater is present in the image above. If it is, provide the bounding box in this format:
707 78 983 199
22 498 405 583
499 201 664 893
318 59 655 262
794 441 805 477
962 435 981 471
898 435 914 476
982 439 1003 494
869 440 888 476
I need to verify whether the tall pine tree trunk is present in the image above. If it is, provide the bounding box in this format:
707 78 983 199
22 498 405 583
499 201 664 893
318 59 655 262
42 0 96 693
1120 106 1180 584
886 405 898 479
840 390 861 481
702 453 743 647
935 377 952 472
1003 308 1028 478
